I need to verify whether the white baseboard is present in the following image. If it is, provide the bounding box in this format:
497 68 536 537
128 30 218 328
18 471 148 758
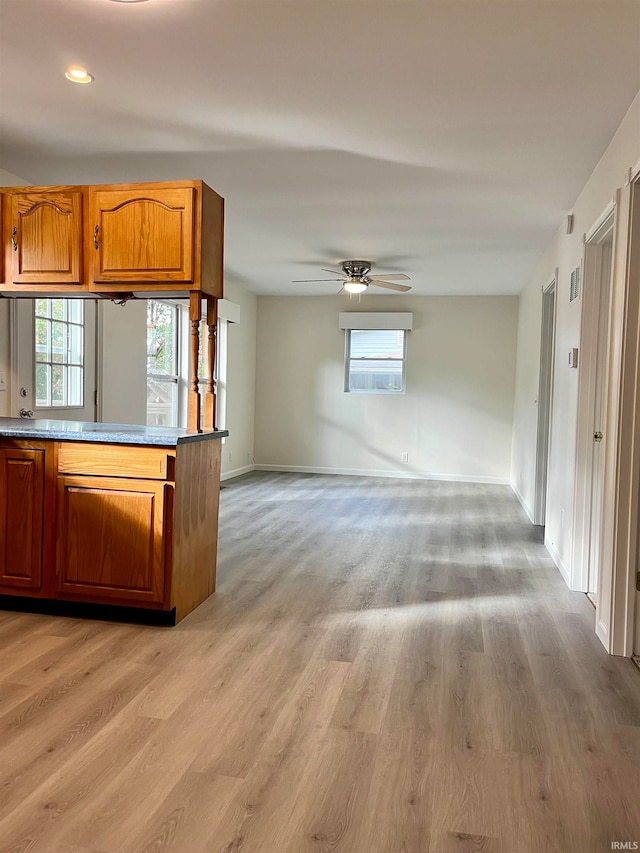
510 480 535 523
254 464 509 485
596 618 610 653
545 537 571 587
221 464 255 482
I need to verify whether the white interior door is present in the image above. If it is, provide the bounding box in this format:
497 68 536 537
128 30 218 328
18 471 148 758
587 239 613 600
12 297 97 422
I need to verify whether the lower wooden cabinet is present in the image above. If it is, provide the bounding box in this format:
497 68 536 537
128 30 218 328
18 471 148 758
0 435 222 622
0 447 45 590
56 475 171 605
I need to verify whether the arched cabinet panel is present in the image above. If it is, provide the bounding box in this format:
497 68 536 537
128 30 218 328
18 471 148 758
8 191 83 285
90 187 195 284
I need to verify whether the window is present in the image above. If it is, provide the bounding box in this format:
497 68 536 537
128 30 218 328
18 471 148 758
146 300 179 427
35 298 84 407
345 328 406 393
146 299 228 430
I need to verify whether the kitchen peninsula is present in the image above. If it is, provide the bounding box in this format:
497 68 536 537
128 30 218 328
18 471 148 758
0 418 226 623
0 180 227 623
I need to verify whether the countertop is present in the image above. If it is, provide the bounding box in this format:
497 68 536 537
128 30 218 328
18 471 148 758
0 417 228 447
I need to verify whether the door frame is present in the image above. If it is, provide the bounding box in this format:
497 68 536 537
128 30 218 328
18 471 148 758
571 206 615 595
598 171 640 656
533 275 557 526
574 168 640 656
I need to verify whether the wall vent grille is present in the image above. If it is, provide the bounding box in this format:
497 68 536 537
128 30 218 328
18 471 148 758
570 265 581 302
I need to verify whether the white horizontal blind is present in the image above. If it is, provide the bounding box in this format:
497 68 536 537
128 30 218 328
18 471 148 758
339 312 413 330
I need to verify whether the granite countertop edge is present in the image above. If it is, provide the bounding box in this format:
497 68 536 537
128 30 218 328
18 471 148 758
0 417 228 447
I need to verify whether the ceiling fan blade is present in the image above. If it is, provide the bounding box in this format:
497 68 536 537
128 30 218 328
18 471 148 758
322 268 344 275
369 273 410 281
370 280 412 292
291 278 344 283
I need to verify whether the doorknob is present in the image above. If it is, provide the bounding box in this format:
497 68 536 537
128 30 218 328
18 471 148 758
19 408 34 419
594 431 603 442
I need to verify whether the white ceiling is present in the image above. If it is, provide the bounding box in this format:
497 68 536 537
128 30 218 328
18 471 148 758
1 0 639 296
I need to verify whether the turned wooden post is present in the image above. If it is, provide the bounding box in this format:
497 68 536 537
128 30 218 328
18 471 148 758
188 291 202 432
204 297 218 430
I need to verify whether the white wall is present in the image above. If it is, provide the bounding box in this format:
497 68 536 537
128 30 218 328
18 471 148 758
220 280 257 479
511 90 640 579
100 300 147 425
255 294 518 482
0 169 30 417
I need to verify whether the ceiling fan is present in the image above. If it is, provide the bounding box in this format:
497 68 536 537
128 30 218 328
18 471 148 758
293 260 411 294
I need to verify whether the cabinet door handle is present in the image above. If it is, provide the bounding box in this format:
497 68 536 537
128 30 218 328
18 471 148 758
94 225 100 250
11 227 18 251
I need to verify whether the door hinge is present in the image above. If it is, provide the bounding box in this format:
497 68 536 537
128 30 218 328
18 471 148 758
637 571 640 592
94 389 99 407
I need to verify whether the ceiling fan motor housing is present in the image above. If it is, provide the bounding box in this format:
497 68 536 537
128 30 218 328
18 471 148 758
342 260 373 280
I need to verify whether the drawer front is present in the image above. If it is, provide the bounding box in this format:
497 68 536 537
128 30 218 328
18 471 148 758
58 443 173 480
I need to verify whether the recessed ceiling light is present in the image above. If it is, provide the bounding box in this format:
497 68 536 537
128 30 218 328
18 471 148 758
107 1 150 3
65 67 94 84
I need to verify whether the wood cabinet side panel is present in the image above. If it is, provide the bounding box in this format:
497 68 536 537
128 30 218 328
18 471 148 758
171 439 222 620
199 184 224 298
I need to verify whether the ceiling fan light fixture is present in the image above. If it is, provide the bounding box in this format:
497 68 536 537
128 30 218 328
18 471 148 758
344 280 367 294
65 67 94 84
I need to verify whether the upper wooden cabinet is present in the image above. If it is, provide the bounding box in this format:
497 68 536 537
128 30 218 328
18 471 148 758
89 186 195 286
0 180 223 297
5 190 83 286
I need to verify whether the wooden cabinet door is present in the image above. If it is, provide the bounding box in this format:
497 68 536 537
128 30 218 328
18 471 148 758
89 187 195 285
57 475 170 605
0 448 45 589
8 191 83 285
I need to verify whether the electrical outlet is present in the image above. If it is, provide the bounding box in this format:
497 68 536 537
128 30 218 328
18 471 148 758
560 508 565 528
0 371 6 392
401 452 409 463
228 451 233 464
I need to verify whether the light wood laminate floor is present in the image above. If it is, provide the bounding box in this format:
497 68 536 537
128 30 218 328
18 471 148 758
1 472 639 853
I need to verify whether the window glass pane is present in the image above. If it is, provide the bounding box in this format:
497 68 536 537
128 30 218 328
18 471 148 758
350 329 404 359
36 363 49 407
68 300 83 324
147 300 179 427
51 321 65 363
147 301 177 376
147 377 178 427
51 365 64 405
346 329 406 393
67 366 83 406
69 324 83 365
34 299 84 408
349 360 404 391
35 317 49 361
